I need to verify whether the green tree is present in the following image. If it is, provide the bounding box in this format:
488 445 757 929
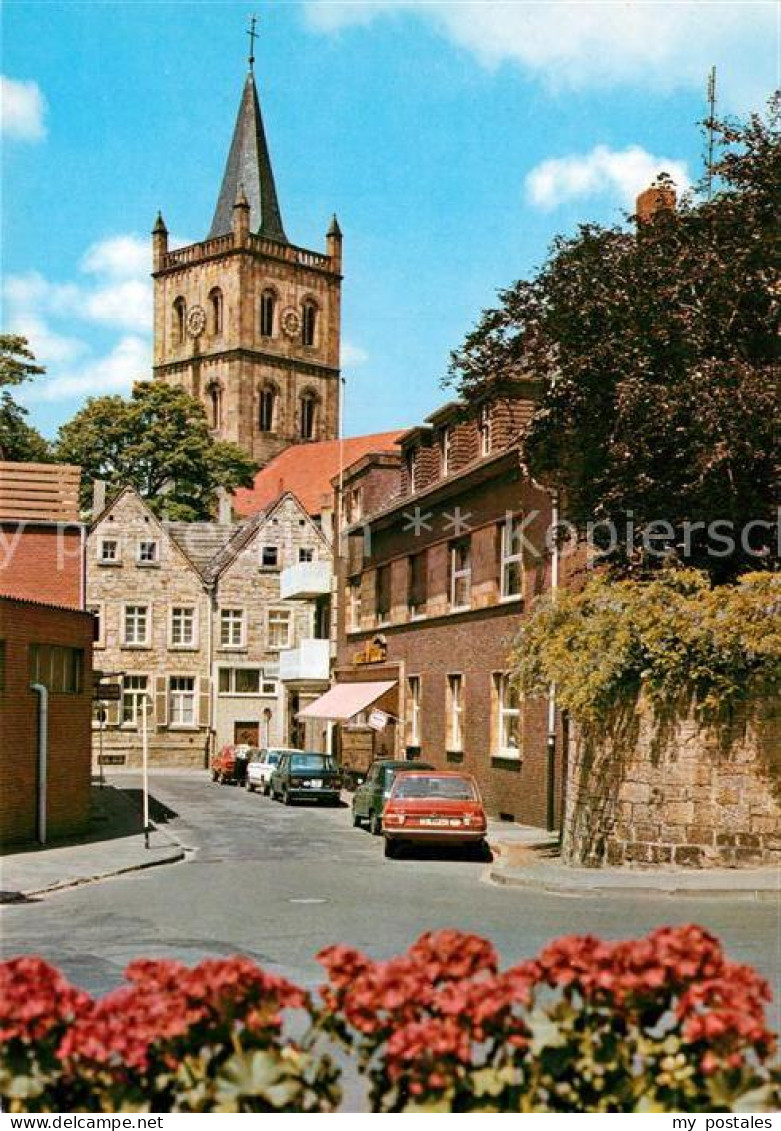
446 98 780 582
0 334 51 461
55 381 258 520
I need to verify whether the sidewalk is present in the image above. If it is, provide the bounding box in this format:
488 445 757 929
487 825 780 902
0 781 185 902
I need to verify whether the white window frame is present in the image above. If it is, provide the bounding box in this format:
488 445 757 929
260 545 279 568
261 676 278 697
137 539 160 566
447 674 464 751
348 580 362 633
121 674 149 729
122 603 150 647
496 673 522 760
441 427 452 476
266 607 292 650
298 547 314 563
218 666 263 697
98 537 121 565
479 406 492 457
406 450 417 493
169 675 196 727
169 605 198 649
501 515 525 600
450 540 472 612
220 608 246 649
407 675 421 747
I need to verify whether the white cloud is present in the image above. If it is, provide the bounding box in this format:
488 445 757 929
303 1 776 109
342 340 369 367
81 235 149 279
1 75 47 140
23 336 151 402
525 144 690 211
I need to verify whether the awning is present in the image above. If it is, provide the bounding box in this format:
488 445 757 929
297 680 397 722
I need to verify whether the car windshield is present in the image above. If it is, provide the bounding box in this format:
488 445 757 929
266 752 281 765
290 754 334 772
393 775 477 801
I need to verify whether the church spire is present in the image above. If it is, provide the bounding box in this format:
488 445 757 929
208 68 288 243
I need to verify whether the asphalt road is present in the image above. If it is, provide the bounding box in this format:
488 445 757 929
2 770 779 1011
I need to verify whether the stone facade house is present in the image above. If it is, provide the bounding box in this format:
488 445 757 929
86 486 331 768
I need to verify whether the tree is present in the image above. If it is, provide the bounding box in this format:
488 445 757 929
0 334 51 461
55 381 258 520
446 97 780 582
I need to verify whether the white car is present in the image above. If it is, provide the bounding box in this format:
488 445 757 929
246 748 299 795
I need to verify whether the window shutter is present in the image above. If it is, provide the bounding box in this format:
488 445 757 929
155 675 168 729
198 676 211 729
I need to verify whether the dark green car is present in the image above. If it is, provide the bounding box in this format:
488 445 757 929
352 759 434 835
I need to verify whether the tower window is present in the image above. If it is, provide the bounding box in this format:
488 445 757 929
209 288 223 335
301 301 317 347
173 297 186 345
258 385 277 433
260 290 276 337
300 392 318 441
208 384 223 430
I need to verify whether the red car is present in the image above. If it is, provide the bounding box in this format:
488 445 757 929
210 743 253 785
381 770 488 858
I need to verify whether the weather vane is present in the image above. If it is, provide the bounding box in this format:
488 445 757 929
247 14 258 72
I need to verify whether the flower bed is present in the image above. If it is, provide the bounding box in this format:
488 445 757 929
1 926 778 1113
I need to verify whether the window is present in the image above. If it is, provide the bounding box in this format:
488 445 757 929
87 604 104 647
267 608 292 649
122 674 148 727
300 392 317 440
346 487 363 524
137 539 159 566
169 676 196 726
407 676 421 747
501 515 524 599
220 608 245 648
407 552 427 617
301 300 317 346
496 673 521 759
447 675 464 751
406 449 417 493
441 427 452 476
260 290 276 337
261 545 279 568
98 538 120 564
173 297 186 344
298 547 314 563
376 564 391 624
258 385 276 432
123 605 150 647
347 579 362 632
170 606 196 648
261 676 278 696
209 288 223 335
450 539 472 611
208 384 223 430
218 667 261 695
479 405 492 456
29 644 83 694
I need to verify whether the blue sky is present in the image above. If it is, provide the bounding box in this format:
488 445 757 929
2 1 777 440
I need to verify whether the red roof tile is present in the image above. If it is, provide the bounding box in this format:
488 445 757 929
232 432 405 518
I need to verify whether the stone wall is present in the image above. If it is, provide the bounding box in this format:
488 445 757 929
563 696 781 868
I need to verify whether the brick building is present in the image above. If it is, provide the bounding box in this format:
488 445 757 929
303 384 566 828
86 485 332 767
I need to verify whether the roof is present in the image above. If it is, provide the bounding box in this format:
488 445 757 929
0 592 95 618
166 521 242 577
232 432 406 518
208 70 287 242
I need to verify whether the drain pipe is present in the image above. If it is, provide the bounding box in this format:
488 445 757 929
30 683 48 845
546 490 560 833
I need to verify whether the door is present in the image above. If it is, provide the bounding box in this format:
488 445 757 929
234 721 259 746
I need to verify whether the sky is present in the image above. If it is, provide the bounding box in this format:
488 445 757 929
2 1 778 440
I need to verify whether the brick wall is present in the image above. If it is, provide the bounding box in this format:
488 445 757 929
0 597 94 845
1 522 83 610
563 697 781 868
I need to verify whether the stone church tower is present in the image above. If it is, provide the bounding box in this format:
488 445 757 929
152 64 342 466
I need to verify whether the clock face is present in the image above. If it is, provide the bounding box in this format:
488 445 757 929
281 307 301 339
187 305 207 338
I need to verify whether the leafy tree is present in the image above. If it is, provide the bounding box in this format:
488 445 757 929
0 334 51 461
55 381 258 520
446 97 780 582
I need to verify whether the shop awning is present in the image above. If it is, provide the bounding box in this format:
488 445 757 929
297 681 397 722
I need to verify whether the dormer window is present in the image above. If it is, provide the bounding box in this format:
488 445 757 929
260 290 276 337
406 449 417 493
479 405 492 457
301 300 317 347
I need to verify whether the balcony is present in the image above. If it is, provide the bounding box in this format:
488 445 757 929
279 638 331 684
279 560 331 600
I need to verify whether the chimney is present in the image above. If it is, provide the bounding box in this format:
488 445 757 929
217 487 233 525
92 479 107 517
636 183 677 225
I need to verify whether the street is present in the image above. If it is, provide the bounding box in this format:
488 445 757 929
2 771 778 1012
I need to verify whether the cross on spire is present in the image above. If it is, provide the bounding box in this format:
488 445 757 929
247 14 258 71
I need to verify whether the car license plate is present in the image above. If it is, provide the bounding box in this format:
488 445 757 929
309 779 323 788
421 817 451 826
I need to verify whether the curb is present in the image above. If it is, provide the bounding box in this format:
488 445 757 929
487 864 781 902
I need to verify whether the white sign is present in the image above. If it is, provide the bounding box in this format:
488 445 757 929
367 709 390 731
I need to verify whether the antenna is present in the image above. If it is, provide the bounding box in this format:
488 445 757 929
706 66 717 200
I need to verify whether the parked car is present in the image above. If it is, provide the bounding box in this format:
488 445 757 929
352 759 434 835
381 770 488 858
269 751 342 806
246 747 299 795
210 744 253 785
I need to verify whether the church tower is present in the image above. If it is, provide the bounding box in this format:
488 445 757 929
152 58 342 466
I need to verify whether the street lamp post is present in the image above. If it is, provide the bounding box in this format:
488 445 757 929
141 693 151 849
